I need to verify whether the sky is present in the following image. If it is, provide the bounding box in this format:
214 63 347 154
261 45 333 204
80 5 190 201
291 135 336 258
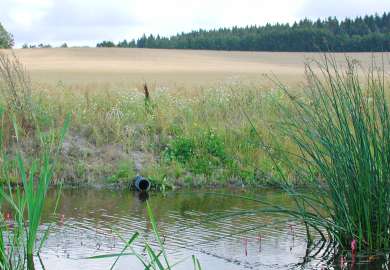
1 0 390 47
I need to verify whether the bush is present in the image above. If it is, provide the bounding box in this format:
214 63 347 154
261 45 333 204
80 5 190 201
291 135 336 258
164 129 229 176
164 135 195 163
202 129 226 160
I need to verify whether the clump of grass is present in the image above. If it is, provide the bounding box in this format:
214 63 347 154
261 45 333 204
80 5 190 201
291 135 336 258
262 56 390 253
108 160 136 184
0 112 69 269
164 135 195 164
0 153 56 269
163 128 232 180
0 53 35 134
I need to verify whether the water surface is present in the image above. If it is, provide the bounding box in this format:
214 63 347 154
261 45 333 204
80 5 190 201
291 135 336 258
35 188 340 269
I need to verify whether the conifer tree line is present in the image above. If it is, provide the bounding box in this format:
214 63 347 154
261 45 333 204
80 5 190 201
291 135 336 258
97 12 390 51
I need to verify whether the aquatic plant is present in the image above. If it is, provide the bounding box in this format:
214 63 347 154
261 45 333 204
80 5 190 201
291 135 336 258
0 112 69 269
259 56 390 253
0 154 55 269
88 201 202 270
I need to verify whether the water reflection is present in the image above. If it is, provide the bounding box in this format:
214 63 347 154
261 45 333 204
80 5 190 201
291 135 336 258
32 188 385 270
137 191 149 202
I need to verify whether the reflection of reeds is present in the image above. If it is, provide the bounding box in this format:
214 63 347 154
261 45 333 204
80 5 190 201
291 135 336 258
262 56 390 253
88 202 202 270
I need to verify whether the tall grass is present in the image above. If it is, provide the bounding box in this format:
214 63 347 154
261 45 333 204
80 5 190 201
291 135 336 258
0 52 70 269
35 80 286 186
0 154 54 269
260 56 390 253
0 53 35 135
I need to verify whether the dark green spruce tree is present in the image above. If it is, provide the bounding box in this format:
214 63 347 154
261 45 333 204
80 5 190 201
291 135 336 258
97 12 390 52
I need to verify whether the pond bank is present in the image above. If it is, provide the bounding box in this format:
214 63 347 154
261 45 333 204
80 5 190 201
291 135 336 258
53 130 283 190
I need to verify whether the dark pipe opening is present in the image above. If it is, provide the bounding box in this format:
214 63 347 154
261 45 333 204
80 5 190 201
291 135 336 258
134 176 151 192
138 179 150 190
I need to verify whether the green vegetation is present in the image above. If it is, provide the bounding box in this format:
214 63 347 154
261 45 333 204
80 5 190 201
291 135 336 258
0 52 286 188
0 52 285 188
37 82 286 188
96 41 116 48
0 52 70 269
0 115 68 270
2 7 390 265
1 43 390 266
97 12 390 51
0 152 62 270
6 51 389 193
251 56 390 254
0 23 13 49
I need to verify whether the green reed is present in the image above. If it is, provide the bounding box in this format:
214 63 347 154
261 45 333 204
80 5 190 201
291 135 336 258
259 56 390 253
0 111 69 269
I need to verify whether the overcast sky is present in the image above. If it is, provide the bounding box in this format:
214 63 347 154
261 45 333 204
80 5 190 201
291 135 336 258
1 0 390 47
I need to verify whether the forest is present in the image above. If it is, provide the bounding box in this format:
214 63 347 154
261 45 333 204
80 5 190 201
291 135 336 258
97 12 390 51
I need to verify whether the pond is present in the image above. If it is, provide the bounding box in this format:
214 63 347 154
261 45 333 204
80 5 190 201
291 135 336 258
33 188 382 270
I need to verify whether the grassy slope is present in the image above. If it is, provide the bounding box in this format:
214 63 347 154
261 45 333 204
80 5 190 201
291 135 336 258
2 48 389 189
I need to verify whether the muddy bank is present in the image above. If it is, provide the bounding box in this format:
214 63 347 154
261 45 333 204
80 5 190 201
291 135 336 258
58 131 153 187
52 131 276 190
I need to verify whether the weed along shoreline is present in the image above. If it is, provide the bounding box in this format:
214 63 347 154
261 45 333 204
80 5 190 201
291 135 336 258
1 49 390 269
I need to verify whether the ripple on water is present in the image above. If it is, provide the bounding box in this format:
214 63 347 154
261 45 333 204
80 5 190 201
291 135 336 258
36 188 324 270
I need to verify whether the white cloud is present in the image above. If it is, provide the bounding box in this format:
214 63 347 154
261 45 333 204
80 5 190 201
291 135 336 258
128 0 305 35
4 0 52 30
299 0 390 19
1 0 388 47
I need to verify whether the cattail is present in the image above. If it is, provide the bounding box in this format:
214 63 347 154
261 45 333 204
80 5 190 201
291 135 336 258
143 82 150 101
143 82 154 115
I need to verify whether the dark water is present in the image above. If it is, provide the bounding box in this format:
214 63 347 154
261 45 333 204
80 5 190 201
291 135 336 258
32 188 382 270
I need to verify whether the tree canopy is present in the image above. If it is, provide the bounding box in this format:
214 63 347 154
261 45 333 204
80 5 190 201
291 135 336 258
97 12 390 52
0 23 13 48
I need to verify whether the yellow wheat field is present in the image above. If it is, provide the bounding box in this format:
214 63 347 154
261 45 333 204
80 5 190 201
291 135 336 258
3 48 390 90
